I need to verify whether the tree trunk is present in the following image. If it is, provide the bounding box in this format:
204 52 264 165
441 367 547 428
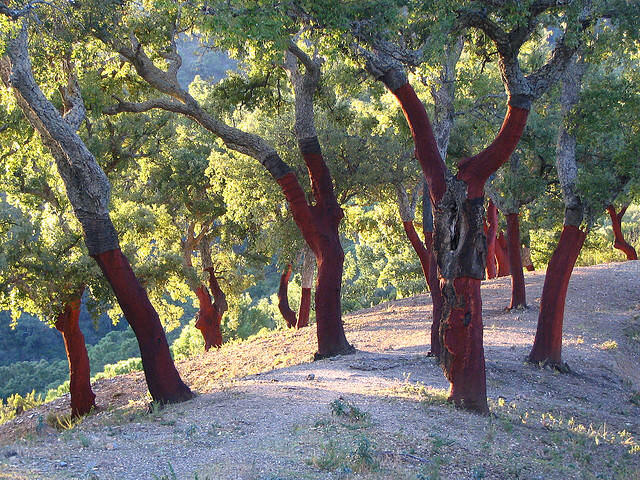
506 212 526 309
277 264 298 328
1 32 192 406
297 246 315 328
54 291 96 418
521 246 535 271
277 161 353 358
389 80 528 414
528 224 586 367
93 250 194 403
607 205 638 260
485 200 498 279
194 284 223 350
422 190 443 357
495 232 511 277
402 221 431 283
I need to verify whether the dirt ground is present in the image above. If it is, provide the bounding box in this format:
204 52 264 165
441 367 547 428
1 261 639 480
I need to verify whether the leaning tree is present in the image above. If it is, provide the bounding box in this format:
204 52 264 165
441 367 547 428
0 13 193 404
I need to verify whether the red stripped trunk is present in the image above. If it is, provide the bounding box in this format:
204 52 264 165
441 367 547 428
298 288 311 328
528 225 586 367
439 278 486 411
495 232 510 277
93 249 193 403
607 205 638 260
391 82 528 413
403 221 431 281
506 213 526 309
485 201 498 279
422 194 443 357
277 141 352 358
277 264 298 328
194 285 223 350
54 292 96 418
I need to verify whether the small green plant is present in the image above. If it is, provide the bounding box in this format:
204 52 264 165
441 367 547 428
329 398 369 422
0 391 43 425
350 435 379 473
630 392 640 406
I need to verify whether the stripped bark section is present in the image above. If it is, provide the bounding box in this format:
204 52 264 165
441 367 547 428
54 291 96 418
607 205 637 260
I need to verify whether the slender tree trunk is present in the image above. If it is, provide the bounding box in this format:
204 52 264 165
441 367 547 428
422 190 443 357
485 200 498 279
402 221 431 282
529 54 588 370
297 246 314 328
54 290 96 418
506 212 527 309
495 232 511 277
607 205 638 260
528 224 586 368
277 264 298 328
93 250 194 403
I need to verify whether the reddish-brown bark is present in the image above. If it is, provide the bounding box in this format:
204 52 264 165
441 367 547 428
506 213 527 309
495 232 511 277
485 201 498 279
403 220 431 281
607 205 638 260
298 288 311 328
93 249 193 404
528 225 586 367
277 264 298 329
277 152 352 358
54 292 96 418
439 277 486 412
391 81 529 414
194 284 223 350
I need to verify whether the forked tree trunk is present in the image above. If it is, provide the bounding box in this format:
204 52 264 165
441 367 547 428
506 212 526 309
1 31 193 405
277 264 298 328
528 224 586 367
388 80 528 414
607 205 638 260
495 232 511 277
402 219 431 283
485 200 498 279
54 291 96 417
297 246 315 328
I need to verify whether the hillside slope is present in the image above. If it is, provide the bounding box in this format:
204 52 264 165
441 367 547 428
1 261 639 480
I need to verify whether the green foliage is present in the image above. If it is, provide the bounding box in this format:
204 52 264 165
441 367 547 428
171 320 205 361
0 391 43 425
93 357 143 381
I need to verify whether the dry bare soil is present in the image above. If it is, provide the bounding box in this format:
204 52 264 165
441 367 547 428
1 261 639 480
